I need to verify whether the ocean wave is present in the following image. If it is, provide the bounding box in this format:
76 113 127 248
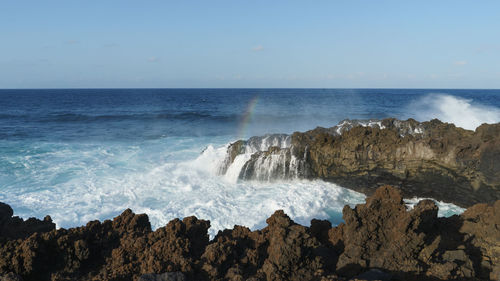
36 112 239 123
0 111 318 126
409 94 500 130
2 90 484 238
1 140 363 238
0 139 466 238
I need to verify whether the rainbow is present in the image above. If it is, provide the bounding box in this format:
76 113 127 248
237 96 259 139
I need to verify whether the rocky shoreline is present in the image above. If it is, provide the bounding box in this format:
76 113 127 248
1 186 499 281
221 118 500 207
2 119 500 280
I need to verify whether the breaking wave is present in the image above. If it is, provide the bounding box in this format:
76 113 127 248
410 94 500 130
2 90 483 238
0 140 367 238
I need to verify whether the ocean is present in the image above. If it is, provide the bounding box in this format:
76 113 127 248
1 88 499 237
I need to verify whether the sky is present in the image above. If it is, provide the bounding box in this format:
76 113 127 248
1 0 500 89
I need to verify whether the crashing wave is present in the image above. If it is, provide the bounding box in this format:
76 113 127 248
239 146 310 181
216 134 290 176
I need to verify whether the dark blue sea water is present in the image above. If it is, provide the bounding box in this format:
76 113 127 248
1 89 499 236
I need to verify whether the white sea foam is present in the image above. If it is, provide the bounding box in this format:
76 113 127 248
410 94 500 130
405 197 466 217
0 137 468 238
5 94 484 239
0 139 367 238
223 154 251 183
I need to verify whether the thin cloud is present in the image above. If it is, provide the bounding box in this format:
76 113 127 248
147 56 160 63
454 60 467 66
65 40 79 45
252 45 264 52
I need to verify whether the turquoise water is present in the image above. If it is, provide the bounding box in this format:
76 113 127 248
1 89 499 236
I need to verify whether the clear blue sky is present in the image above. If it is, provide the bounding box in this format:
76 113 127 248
1 0 499 88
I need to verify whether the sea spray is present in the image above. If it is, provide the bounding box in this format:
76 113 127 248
410 94 500 130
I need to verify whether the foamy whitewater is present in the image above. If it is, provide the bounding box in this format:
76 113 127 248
0 89 498 237
411 94 500 130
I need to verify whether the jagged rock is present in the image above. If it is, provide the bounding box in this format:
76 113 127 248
351 269 392 281
138 272 186 281
0 202 55 240
332 186 470 279
293 119 500 207
0 208 210 281
0 185 499 280
0 203 13 225
201 225 267 280
459 200 500 280
259 210 335 281
0 273 23 281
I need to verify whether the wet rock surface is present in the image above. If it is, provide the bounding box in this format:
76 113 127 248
226 118 500 207
1 186 499 280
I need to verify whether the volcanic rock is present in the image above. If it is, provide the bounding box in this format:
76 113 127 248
0 202 55 240
0 185 499 280
138 272 186 281
230 119 500 207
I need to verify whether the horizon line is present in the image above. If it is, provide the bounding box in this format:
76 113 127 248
1 87 500 91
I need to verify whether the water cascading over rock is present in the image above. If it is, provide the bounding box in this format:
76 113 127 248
218 118 426 182
238 145 310 181
216 134 294 181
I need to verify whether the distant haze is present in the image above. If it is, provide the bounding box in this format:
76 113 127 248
1 0 499 89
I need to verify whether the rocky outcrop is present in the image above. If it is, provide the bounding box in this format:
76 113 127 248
1 186 499 280
330 186 500 280
0 202 55 240
0 208 210 281
225 119 500 207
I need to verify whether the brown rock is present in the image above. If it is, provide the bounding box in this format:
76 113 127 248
1 185 499 280
236 119 500 207
0 202 55 240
